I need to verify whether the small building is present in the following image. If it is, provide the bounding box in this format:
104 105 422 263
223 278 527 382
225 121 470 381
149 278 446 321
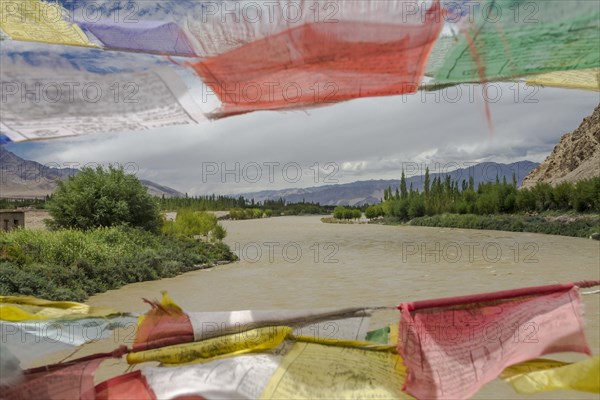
0 210 25 232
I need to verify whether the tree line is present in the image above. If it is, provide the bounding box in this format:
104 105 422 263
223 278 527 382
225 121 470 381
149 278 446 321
1 190 333 217
161 195 333 216
159 194 247 211
333 206 362 220
366 168 600 221
0 197 48 210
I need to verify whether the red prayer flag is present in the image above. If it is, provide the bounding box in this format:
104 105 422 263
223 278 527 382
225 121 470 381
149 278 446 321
0 358 104 400
189 1 443 117
133 297 194 352
398 285 591 399
95 370 207 400
95 371 156 400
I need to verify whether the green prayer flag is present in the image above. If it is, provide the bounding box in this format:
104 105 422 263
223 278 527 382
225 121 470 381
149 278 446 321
433 0 600 83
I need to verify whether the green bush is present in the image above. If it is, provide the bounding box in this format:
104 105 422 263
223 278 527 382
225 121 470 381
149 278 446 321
333 206 346 219
228 208 264 220
0 226 236 301
162 210 217 238
46 165 162 232
332 206 362 220
476 193 498 215
408 196 425 219
573 178 600 212
365 205 384 220
553 182 573 210
212 224 227 242
343 208 354 220
253 209 264 219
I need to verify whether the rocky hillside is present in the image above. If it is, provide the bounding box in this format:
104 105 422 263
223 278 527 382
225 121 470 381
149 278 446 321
522 105 600 188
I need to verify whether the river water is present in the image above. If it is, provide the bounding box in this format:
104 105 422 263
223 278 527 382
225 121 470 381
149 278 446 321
85 216 599 399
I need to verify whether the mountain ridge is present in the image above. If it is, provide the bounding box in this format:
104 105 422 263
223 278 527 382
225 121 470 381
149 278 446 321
0 147 183 199
240 161 539 206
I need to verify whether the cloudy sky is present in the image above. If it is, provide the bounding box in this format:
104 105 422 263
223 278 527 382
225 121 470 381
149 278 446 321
7 84 598 196
2 0 598 196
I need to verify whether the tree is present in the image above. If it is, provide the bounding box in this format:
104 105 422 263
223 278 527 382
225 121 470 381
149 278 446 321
408 195 425 219
516 188 536 212
333 206 346 219
46 165 162 232
384 186 392 201
400 170 408 199
365 205 383 220
424 167 430 198
343 208 355 220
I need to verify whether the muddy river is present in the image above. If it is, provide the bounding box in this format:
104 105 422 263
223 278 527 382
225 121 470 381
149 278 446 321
54 216 600 398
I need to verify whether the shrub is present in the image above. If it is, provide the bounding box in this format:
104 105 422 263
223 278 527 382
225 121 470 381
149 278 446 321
333 206 346 219
573 179 600 212
516 188 536 212
0 226 237 301
553 182 573 210
212 224 227 242
365 205 383 220
46 165 162 232
343 208 355 220
476 193 498 215
410 213 600 238
162 210 217 238
408 196 425 219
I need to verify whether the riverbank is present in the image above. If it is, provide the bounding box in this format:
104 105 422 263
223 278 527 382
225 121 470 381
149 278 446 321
320 217 368 224
323 211 600 238
0 226 236 301
407 212 600 238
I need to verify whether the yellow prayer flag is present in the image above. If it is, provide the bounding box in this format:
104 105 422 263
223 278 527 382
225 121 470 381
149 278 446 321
127 326 291 365
292 334 396 352
526 69 600 91
506 356 600 394
389 322 399 345
0 0 96 47
499 358 569 379
260 342 410 399
0 295 118 321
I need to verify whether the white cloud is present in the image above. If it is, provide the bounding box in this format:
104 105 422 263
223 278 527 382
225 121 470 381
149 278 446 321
8 83 598 195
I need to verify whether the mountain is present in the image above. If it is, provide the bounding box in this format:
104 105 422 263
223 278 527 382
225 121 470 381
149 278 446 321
241 161 539 206
0 147 183 198
522 105 600 188
139 180 184 198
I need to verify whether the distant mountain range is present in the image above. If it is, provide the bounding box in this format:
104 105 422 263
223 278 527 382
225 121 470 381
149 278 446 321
0 147 183 199
240 161 539 206
0 146 540 206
